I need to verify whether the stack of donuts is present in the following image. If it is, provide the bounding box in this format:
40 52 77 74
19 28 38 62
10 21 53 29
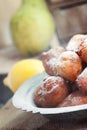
34 34 87 108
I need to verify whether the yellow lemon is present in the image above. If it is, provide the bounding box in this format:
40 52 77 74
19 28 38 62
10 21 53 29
3 59 44 93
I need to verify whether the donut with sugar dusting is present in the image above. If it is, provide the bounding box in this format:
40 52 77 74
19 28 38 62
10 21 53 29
58 91 87 107
54 51 82 82
67 34 87 63
41 47 65 76
34 76 69 108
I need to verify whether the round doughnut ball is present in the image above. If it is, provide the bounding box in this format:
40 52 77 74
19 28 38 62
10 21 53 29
66 34 87 52
77 39 87 63
58 91 87 107
55 51 82 82
34 76 69 108
76 67 87 94
41 47 65 76
66 34 87 63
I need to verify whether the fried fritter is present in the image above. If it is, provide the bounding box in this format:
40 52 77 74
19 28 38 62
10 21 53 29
34 76 69 108
76 67 87 94
77 41 87 63
58 91 87 107
54 51 82 82
41 47 65 75
66 34 87 51
66 34 87 63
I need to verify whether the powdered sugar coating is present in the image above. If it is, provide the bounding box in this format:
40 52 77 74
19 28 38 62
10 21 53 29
41 47 65 75
76 67 87 94
54 51 82 81
66 34 87 52
58 91 87 107
34 76 69 108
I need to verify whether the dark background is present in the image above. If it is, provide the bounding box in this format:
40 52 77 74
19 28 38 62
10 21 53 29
0 74 13 107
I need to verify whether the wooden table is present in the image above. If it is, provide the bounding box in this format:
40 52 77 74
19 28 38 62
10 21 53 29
0 99 87 130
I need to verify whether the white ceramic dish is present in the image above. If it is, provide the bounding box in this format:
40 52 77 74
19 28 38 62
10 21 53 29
12 72 87 117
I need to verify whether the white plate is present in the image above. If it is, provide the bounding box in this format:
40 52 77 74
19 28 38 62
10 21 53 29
12 72 87 115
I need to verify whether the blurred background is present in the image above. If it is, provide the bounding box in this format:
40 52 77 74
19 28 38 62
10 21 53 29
0 0 87 48
0 0 87 106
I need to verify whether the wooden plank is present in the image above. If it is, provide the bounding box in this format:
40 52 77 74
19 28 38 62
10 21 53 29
0 100 48 130
51 4 87 45
0 100 87 130
48 0 87 8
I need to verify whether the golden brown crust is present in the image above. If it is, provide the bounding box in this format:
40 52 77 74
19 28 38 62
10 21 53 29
58 91 87 107
66 34 87 63
77 41 87 63
54 51 82 82
41 47 65 76
34 76 69 108
76 67 87 94
34 34 87 108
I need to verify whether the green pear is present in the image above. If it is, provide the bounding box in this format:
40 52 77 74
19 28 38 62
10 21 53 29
10 0 55 55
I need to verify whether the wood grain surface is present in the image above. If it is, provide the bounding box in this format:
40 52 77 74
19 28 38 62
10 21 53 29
48 0 87 8
50 3 87 45
0 100 87 130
